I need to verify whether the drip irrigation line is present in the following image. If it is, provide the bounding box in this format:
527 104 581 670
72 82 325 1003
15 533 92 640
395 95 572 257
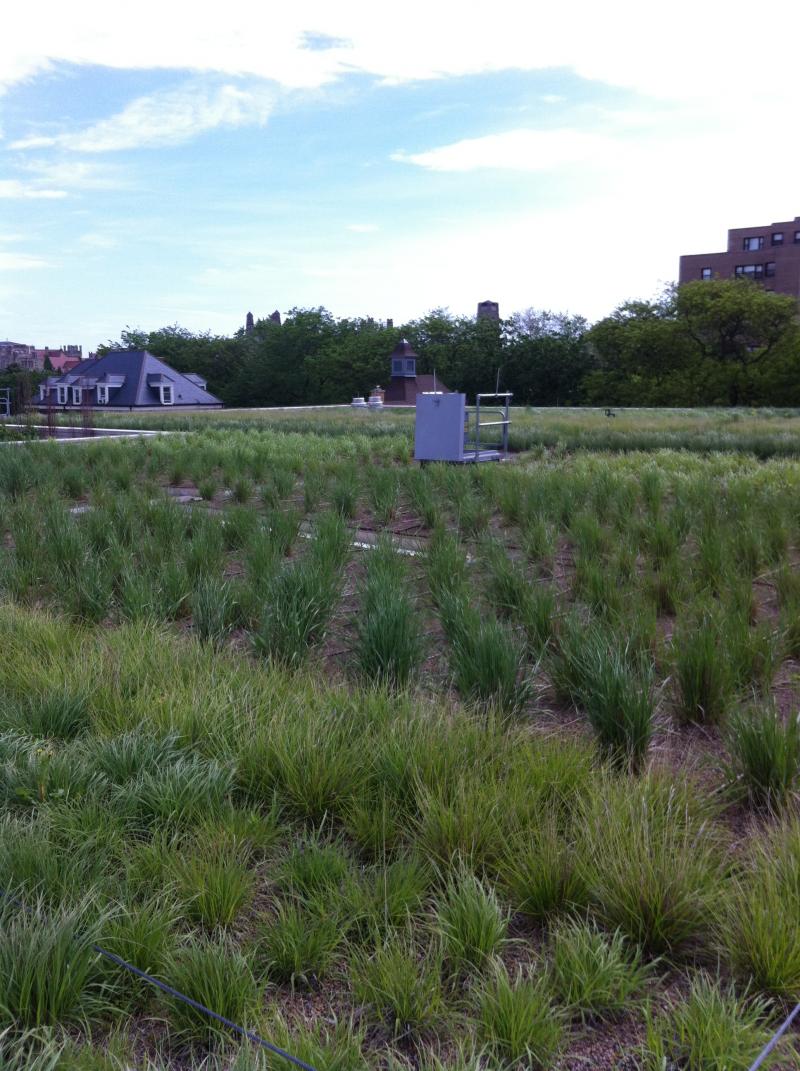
747 1001 800 1071
0 886 319 1071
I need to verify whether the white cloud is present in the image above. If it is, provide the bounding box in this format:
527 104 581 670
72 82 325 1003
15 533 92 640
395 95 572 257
0 251 49 270
17 159 130 190
393 129 614 173
2 0 798 106
78 232 117 248
11 82 274 153
0 179 66 198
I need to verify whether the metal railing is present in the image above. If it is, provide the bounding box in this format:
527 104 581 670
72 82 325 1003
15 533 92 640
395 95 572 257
464 391 512 461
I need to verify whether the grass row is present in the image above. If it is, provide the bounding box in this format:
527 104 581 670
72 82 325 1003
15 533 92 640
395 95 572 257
0 604 796 1068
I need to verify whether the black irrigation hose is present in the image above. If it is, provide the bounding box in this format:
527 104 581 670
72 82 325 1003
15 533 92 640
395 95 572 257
0 887 319 1071
748 1001 800 1071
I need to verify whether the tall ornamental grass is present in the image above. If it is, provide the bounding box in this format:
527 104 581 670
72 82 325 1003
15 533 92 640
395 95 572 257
355 540 423 689
725 705 800 810
0 895 107 1029
577 775 724 955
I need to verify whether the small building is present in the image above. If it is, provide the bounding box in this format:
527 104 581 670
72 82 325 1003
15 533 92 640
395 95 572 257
477 300 500 321
36 350 222 411
35 345 83 373
383 339 450 406
679 216 800 296
0 341 40 371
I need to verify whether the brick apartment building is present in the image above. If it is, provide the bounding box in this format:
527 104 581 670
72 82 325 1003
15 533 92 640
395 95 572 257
679 216 800 296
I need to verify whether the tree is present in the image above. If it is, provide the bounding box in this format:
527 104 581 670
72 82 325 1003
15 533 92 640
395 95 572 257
505 309 591 405
585 291 698 406
675 278 800 405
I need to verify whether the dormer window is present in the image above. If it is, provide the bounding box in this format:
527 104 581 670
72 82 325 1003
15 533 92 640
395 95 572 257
72 387 82 405
97 385 109 404
56 386 67 405
160 385 173 405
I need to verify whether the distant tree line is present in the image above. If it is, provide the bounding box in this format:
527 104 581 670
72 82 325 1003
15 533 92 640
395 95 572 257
96 278 800 408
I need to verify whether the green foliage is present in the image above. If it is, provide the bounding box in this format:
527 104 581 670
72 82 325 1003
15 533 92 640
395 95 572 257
498 811 583 921
448 615 531 714
352 932 444 1036
433 869 510 974
721 815 800 998
1 691 91 741
161 937 262 1045
0 896 106 1029
550 620 654 769
642 974 781 1071
355 542 423 689
725 705 800 809
251 560 339 667
477 964 564 1069
578 776 724 955
170 840 255 928
257 900 342 986
550 919 652 1022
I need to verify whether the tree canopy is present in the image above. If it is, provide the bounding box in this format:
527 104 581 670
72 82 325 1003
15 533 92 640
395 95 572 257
96 279 800 409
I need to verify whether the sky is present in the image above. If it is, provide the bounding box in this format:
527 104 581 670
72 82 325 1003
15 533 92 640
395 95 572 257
2 1 799 353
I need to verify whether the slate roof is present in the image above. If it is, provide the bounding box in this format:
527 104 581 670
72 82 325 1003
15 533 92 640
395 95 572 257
389 339 419 360
41 350 222 408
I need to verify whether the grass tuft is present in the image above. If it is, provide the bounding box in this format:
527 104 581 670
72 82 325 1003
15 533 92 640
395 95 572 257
477 963 564 1070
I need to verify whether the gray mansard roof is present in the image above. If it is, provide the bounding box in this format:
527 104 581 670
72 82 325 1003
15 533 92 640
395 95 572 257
44 350 222 408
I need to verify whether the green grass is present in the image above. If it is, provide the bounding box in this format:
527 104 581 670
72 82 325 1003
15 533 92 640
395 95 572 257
449 616 532 714
352 932 445 1036
578 775 724 955
0 895 107 1029
160 937 263 1046
721 815 800 999
257 899 343 987
169 838 255 928
2 420 800 1066
642 974 783 1071
477 964 564 1070
433 869 510 974
725 704 800 809
550 919 652 1022
355 543 423 689
550 619 655 769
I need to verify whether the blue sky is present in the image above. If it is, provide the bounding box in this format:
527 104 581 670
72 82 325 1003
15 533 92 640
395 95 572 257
2 1 799 353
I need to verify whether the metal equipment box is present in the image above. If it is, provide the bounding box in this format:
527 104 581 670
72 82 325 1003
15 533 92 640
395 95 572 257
414 393 466 462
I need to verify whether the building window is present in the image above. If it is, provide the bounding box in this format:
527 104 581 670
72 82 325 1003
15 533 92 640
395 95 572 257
72 387 82 405
701 267 712 280
391 358 403 375
160 385 173 405
772 232 784 246
57 386 68 405
735 264 765 279
97 385 109 404
765 262 776 278
405 359 415 374
743 236 764 251
794 231 800 244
